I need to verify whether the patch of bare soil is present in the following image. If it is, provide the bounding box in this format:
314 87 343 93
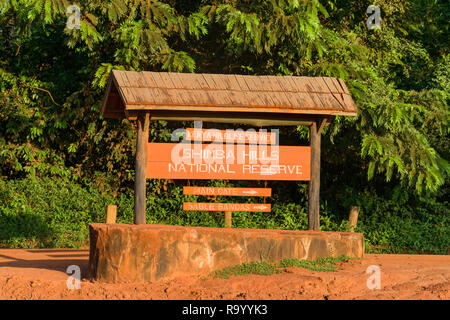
0 249 448 300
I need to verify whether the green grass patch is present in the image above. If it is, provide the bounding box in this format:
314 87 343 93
278 255 355 272
211 255 357 279
211 261 283 279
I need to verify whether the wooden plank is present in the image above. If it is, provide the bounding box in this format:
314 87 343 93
183 186 272 197
169 73 195 104
134 112 150 224
146 87 169 105
337 78 350 94
227 74 243 91
111 70 128 87
148 110 335 126
292 76 309 92
106 205 117 224
100 77 114 116
224 211 232 227
159 72 176 89
323 77 340 93
310 79 337 110
195 73 209 89
211 74 236 106
177 74 208 104
284 76 301 93
141 71 157 87
342 94 358 113
233 74 250 91
159 73 182 105
185 128 277 145
176 73 196 89
277 76 295 92
243 76 269 107
150 72 177 105
126 104 353 115
330 77 344 93
147 73 170 104
304 78 326 110
103 91 123 111
121 71 135 88
295 92 317 110
279 77 300 108
232 74 252 107
266 76 291 107
183 202 271 212
251 77 276 106
287 77 316 109
129 87 154 103
331 93 346 109
195 88 213 106
132 71 147 87
130 73 154 103
317 117 329 134
146 143 311 181
211 74 228 90
203 74 233 106
202 73 217 89
258 76 278 106
121 87 139 105
349 206 360 232
321 78 345 110
167 72 184 89
308 121 321 230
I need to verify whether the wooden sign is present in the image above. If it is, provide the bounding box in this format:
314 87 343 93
183 202 271 212
185 128 277 145
146 143 310 180
183 186 271 197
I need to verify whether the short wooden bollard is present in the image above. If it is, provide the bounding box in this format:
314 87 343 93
224 211 232 228
349 206 360 232
106 205 117 224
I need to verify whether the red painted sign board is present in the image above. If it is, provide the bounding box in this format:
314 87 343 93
183 202 271 212
146 143 311 181
183 187 271 197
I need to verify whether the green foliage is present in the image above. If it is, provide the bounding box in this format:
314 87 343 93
0 176 115 248
328 185 450 254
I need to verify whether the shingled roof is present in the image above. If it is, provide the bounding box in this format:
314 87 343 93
101 70 357 121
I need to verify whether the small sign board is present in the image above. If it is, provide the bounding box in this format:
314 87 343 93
183 186 271 197
183 202 271 212
185 128 277 145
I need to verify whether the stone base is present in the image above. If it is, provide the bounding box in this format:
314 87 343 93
88 223 364 283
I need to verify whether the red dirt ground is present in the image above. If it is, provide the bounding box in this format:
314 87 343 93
0 249 448 300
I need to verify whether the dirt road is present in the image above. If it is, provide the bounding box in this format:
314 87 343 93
0 249 448 300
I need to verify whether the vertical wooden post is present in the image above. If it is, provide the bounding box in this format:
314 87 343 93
134 112 150 225
225 211 232 228
106 205 117 224
308 120 321 230
349 206 360 232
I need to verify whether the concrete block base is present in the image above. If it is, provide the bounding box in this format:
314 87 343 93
88 223 364 283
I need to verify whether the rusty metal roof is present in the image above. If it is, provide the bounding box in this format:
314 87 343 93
100 70 357 120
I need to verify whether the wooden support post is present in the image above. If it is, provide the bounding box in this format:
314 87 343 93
349 206 360 232
106 205 117 224
308 120 321 231
134 112 150 225
225 211 232 228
